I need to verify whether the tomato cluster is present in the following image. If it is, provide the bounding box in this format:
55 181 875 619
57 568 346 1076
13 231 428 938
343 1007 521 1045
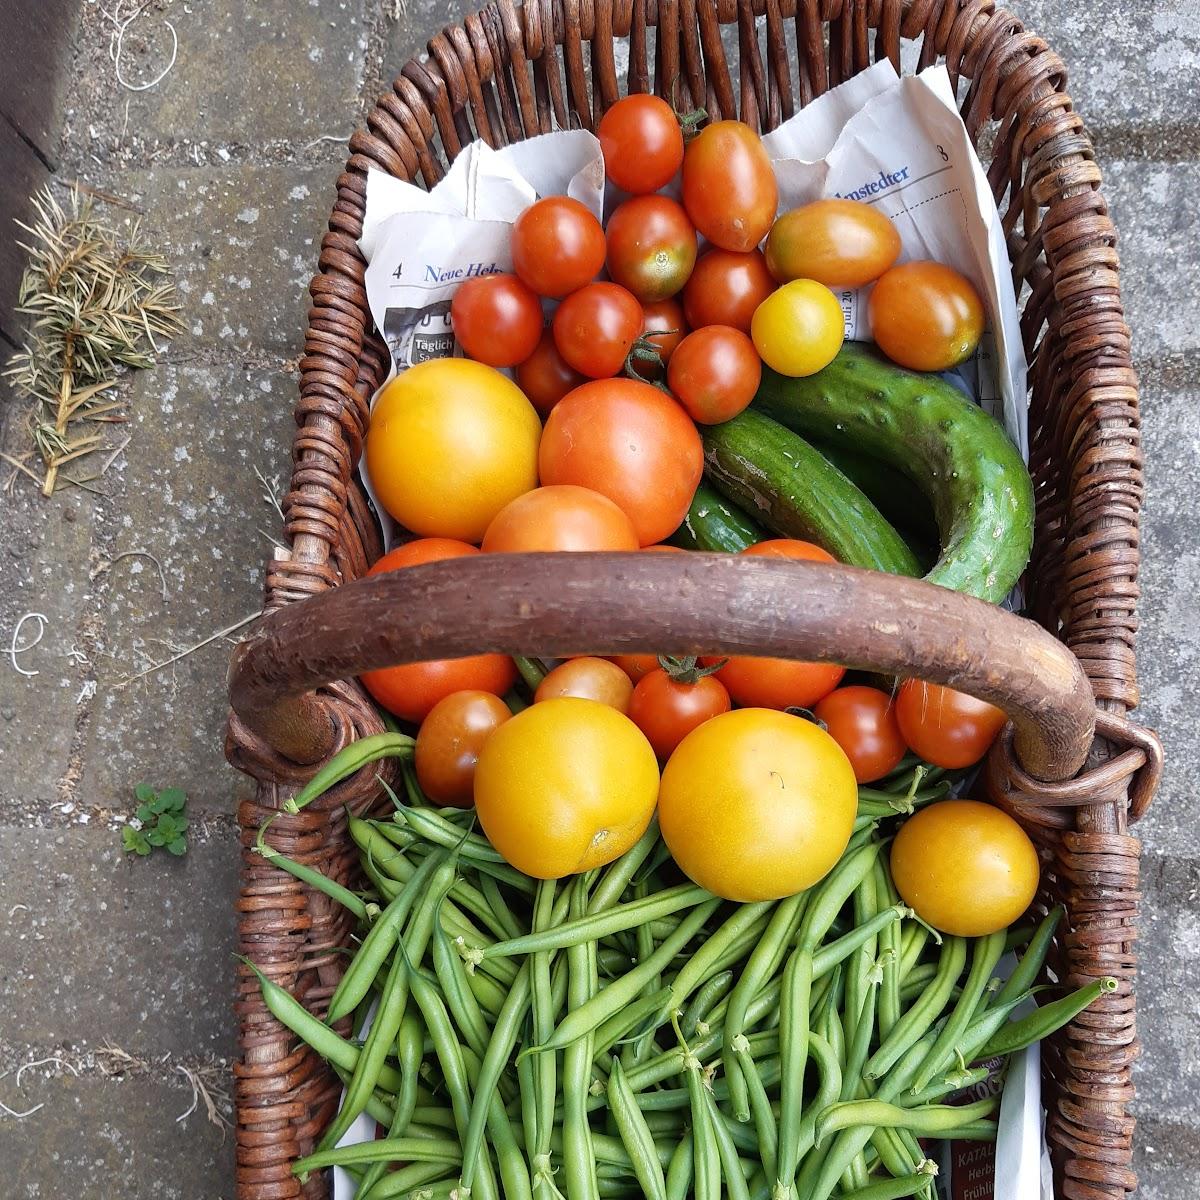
360 99 1005 899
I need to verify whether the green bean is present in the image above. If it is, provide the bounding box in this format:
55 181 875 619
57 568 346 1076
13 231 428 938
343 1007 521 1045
481 884 714 960
664 1131 694 1200
465 961 507 1018
897 963 937 1005
588 817 662 914
607 1057 668 1200
602 1051 782 1116
255 838 374 922
633 880 658 984
479 872 525 941
741 1043 778 1180
594 987 675 1060
327 850 446 1023
529 880 558 1199
375 813 536 895
329 1063 397 1127
360 1161 457 1200
358 1008 426 1196
724 891 807 1121
775 946 813 1195
538 900 721 1054
351 814 415 881
687 1065 720 1200
397 805 508 863
294 1136 461 1179
408 1104 459 1131
979 977 1117 1058
834 1166 939 1200
564 880 600 1200
906 1064 989 1106
909 929 1005 1093
845 867 878 1024
869 1127 920 1181
994 905 1063 1007
816 1094 998 1145
841 975 879 1101
701 1082 751 1200
664 901 775 1009
797 841 883 953
931 1119 997 1141
284 733 414 814
811 905 907 980
864 936 967 1081
897 922 930 979
682 969 735 1040
873 866 902 1040
432 910 491 1059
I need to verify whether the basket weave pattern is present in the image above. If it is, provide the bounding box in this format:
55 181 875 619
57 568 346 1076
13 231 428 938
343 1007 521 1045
225 2 1164 1197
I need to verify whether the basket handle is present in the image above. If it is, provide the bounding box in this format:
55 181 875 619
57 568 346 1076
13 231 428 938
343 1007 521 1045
228 552 1096 782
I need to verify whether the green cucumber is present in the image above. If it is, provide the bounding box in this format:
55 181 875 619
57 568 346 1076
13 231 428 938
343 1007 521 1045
754 344 1034 603
701 410 923 577
673 482 765 553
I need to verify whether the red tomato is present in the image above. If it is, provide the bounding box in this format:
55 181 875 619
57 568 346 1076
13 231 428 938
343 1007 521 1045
629 668 731 759
868 261 985 372
707 538 843 709
682 249 776 334
895 680 1007 769
598 95 685 194
765 200 900 288
813 686 907 783
539 377 704 545
516 327 585 416
681 121 778 253
361 540 517 722
605 196 697 303
634 299 687 380
450 273 542 367
482 484 639 553
667 325 761 424
511 196 606 298
415 690 511 807
552 282 643 379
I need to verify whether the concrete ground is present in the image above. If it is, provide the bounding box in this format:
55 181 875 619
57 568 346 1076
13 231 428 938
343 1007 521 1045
0 2 1195 1197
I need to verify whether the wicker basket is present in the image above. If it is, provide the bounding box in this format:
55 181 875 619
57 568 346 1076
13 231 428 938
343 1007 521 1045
225 2 1165 1197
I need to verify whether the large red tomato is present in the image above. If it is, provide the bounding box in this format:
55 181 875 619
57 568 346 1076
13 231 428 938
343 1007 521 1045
538 378 703 545
360 539 517 722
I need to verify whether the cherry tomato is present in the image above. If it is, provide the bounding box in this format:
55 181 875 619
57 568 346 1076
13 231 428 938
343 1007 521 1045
414 690 512 807
516 327 585 416
605 196 698 303
751 279 844 378
742 538 836 563
813 685 907 784
535 657 635 713
450 273 543 367
474 698 660 878
667 325 761 424
895 679 1007 769
482 484 638 553
511 196 606 298
659 708 857 901
683 249 776 334
597 94 685 194
628 667 731 759
868 261 984 372
681 121 778 253
361 539 517 722
552 282 643 379
765 199 900 288
890 800 1039 937
366 359 540 542
611 654 661 683
633 299 687 380
539 377 703 545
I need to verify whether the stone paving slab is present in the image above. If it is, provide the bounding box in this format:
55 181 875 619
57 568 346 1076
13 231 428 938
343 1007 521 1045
1135 1119 1200 1200
0 1071 234 1200
77 362 295 816
122 164 331 357
0 824 238 1060
117 0 369 148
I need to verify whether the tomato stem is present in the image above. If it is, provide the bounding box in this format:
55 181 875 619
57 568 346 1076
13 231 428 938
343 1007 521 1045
657 654 726 685
622 336 673 391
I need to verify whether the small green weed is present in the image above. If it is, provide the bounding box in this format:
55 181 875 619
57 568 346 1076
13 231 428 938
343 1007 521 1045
122 784 188 857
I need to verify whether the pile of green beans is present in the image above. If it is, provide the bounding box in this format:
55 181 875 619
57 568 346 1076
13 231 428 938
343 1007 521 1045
249 752 1115 1200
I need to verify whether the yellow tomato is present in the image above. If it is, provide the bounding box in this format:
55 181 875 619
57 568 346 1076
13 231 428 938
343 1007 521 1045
751 280 845 377
366 358 541 542
890 800 1039 937
658 708 857 902
473 698 660 879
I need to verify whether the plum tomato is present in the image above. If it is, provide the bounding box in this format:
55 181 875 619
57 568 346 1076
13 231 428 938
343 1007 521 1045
450 272 543 367
552 282 643 379
511 196 606 298
516 327 585 416
868 261 985 372
681 121 778 253
605 195 698 303
597 94 685 195
765 199 901 288
666 325 761 424
682 248 776 334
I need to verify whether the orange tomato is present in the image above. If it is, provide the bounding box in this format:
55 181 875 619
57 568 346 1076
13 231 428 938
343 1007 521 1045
681 121 778 253
658 708 857 901
765 199 900 288
538 378 703 546
474 698 660 878
868 261 985 372
360 539 517 722
535 657 634 713
895 680 1007 769
611 654 662 683
482 485 639 553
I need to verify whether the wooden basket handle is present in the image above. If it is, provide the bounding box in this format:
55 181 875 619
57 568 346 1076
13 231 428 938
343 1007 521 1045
228 553 1096 782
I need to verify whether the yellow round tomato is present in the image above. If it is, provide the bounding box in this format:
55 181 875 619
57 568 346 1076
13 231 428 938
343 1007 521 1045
751 280 845 377
366 358 541 542
658 708 857 901
890 800 1039 937
473 698 660 879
